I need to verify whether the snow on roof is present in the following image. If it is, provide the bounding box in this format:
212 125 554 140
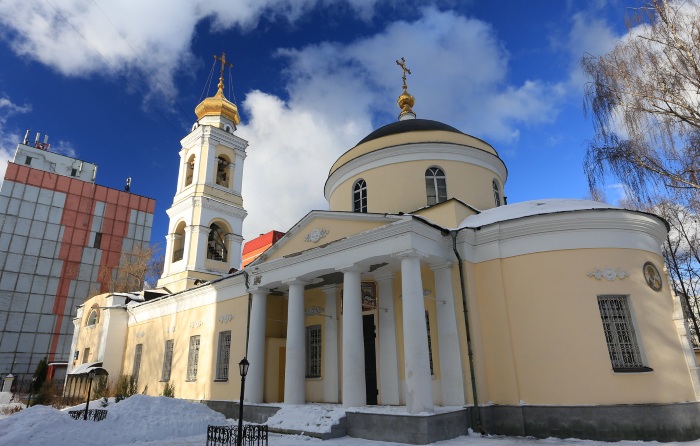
458 199 620 229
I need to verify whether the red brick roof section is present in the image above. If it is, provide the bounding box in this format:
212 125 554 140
242 230 285 255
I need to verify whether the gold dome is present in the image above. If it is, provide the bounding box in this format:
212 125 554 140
397 91 415 117
194 77 241 125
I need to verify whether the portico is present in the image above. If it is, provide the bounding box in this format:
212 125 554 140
242 211 467 413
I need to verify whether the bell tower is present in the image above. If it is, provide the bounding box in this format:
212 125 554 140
158 53 247 293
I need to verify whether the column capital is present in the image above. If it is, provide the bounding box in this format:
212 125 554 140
283 278 310 286
189 225 210 235
392 249 427 260
429 260 453 271
249 286 268 295
336 264 363 273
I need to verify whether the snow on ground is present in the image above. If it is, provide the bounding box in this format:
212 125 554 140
266 404 346 434
0 395 698 446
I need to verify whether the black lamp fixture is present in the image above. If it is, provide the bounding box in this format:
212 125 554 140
84 370 96 420
237 357 249 446
27 376 37 407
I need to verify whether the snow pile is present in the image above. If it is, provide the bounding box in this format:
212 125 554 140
0 394 227 446
265 404 345 434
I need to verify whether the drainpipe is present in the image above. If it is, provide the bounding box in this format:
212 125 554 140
451 230 484 434
242 271 253 357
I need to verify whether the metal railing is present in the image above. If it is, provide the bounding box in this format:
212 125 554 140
68 409 108 421
206 424 268 446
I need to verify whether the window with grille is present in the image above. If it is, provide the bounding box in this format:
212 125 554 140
425 167 447 205
132 344 143 380
161 340 174 381
597 295 652 372
353 179 367 213
216 331 231 381
187 335 201 381
306 325 322 378
492 180 501 207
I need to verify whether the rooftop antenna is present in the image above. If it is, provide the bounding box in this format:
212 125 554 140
125 177 131 192
23 130 30 145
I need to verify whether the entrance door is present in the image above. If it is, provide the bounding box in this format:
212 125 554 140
363 314 378 405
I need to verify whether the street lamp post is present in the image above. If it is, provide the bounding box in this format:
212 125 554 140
27 376 37 407
84 370 96 420
237 358 249 446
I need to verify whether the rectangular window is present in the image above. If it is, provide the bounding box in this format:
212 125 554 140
24 156 32 166
161 340 174 381
71 168 78 177
426 311 434 375
186 335 200 381
82 347 90 364
132 344 143 380
597 295 651 372
216 331 231 381
305 324 322 378
93 232 102 249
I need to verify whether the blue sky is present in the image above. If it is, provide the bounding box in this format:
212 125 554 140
0 0 639 249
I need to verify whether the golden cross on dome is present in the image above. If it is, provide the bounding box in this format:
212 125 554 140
214 52 233 81
396 57 411 92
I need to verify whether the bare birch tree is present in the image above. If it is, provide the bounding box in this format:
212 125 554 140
582 0 700 209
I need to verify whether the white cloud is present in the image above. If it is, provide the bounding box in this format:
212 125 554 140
0 96 31 180
238 8 567 240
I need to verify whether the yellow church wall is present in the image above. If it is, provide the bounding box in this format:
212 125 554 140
413 200 478 228
74 293 110 366
121 292 250 401
472 248 696 406
264 217 389 262
264 337 286 403
328 159 501 215
329 131 498 175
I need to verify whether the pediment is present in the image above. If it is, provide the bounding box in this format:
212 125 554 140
251 211 403 264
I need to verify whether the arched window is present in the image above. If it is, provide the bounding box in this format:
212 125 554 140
215 156 230 187
172 222 186 263
353 179 367 213
86 307 99 326
425 167 447 205
207 223 228 262
184 155 195 187
493 180 501 207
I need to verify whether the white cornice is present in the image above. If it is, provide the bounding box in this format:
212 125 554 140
128 275 247 323
180 125 248 153
167 195 247 220
325 142 508 199
456 209 667 262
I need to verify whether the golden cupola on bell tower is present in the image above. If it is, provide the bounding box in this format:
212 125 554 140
158 52 248 293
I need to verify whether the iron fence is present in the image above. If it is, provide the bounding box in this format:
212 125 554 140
68 409 108 421
206 424 268 446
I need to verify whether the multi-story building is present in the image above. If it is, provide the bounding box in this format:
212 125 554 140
0 134 155 379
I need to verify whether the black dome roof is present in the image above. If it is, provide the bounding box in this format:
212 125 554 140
355 119 463 146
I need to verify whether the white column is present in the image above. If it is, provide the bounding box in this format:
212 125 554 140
432 263 466 406
225 233 243 270
175 150 186 192
400 252 434 414
247 288 268 403
191 226 209 270
161 233 175 277
233 152 245 195
284 280 307 404
341 266 366 408
323 285 339 403
376 273 400 405
227 162 235 190
204 140 216 184
183 225 195 268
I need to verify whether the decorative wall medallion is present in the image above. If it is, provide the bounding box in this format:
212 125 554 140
135 331 145 338
587 267 629 281
190 320 204 328
165 327 176 334
305 306 325 317
643 261 662 291
305 228 329 243
253 275 262 285
218 314 234 324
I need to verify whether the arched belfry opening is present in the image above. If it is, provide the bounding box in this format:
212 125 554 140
216 155 231 188
185 155 195 188
172 221 186 263
207 223 228 262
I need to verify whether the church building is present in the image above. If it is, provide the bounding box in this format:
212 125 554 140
67 57 700 443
